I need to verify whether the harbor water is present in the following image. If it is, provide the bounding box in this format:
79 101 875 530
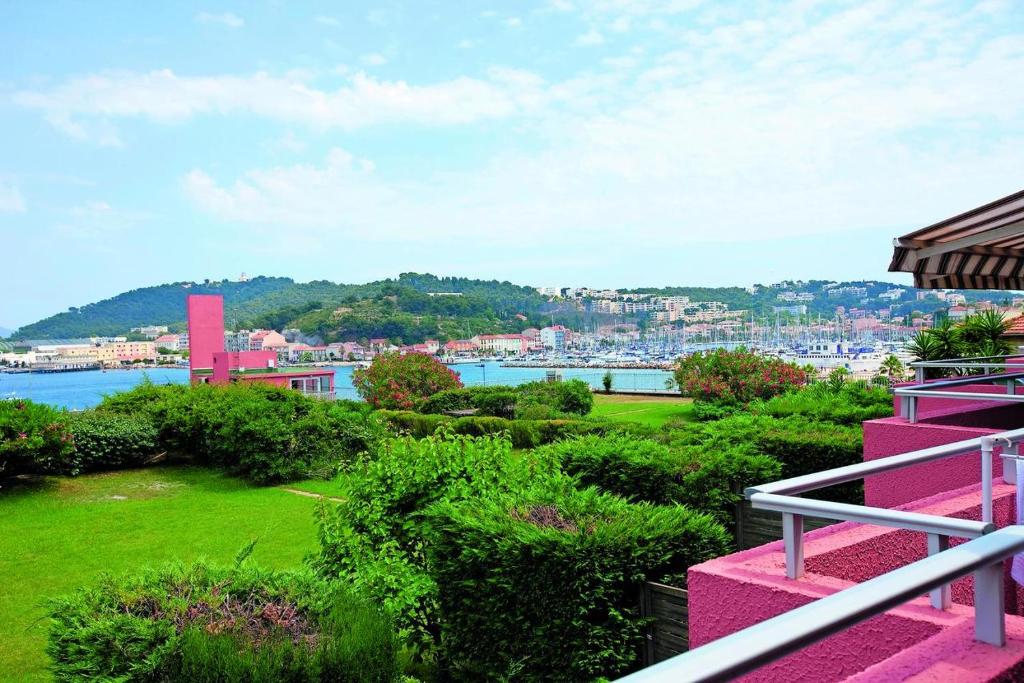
0 362 675 410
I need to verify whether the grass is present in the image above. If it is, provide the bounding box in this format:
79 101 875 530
590 393 694 428
0 466 322 682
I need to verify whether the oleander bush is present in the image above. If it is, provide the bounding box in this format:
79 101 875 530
541 434 781 523
47 560 401 683
312 433 565 654
0 398 74 478
427 487 731 681
353 352 462 410
61 411 159 474
100 382 384 484
674 348 808 405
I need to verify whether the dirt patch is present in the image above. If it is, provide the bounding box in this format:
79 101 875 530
511 504 579 532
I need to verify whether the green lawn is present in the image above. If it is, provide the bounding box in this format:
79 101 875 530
0 467 322 682
590 394 694 428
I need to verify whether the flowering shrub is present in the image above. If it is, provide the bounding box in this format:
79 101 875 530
0 399 74 478
673 349 807 405
352 352 462 410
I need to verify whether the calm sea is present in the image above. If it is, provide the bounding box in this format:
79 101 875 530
0 363 675 410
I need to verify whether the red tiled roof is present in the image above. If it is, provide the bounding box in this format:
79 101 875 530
1004 315 1024 335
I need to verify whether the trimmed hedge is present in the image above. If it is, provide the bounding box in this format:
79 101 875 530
312 433 565 653
667 414 864 503
61 411 159 474
751 381 893 425
417 387 518 418
427 487 731 681
542 434 782 524
377 410 654 448
417 381 594 419
100 382 383 484
47 561 400 682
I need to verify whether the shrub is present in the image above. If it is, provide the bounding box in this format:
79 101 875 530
100 383 383 484
667 414 863 504
353 353 462 410
62 411 159 474
542 434 781 523
0 398 74 478
376 411 654 449
690 400 740 422
417 387 518 418
752 381 893 425
427 487 731 681
47 561 400 682
673 349 807 405
312 433 564 653
516 379 594 416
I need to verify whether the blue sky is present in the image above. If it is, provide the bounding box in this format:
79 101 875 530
2 0 1023 327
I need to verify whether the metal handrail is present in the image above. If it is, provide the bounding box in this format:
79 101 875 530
894 371 1024 423
616 526 1024 683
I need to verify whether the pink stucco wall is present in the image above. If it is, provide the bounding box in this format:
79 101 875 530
187 294 224 376
212 350 278 382
688 482 1024 681
863 417 1006 508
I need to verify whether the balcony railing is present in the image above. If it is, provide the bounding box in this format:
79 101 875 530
618 526 1024 683
896 353 1024 423
614 423 1024 682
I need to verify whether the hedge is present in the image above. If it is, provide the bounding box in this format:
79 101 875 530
542 434 782 524
61 411 159 474
100 382 384 484
47 560 400 682
751 381 893 425
667 414 864 503
427 487 731 681
312 433 565 654
376 410 654 448
416 381 594 419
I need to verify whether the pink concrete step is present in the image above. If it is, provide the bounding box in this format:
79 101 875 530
688 482 1024 682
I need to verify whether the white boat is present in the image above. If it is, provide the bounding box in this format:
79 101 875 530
781 341 885 374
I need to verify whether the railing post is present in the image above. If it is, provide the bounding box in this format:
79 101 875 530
782 512 804 579
981 437 994 524
974 561 1006 646
915 366 925 383
1004 443 1019 485
908 395 918 423
926 533 951 609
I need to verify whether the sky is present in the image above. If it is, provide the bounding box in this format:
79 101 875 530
2 0 1023 328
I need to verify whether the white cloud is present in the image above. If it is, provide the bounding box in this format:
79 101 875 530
314 15 340 27
195 11 244 28
574 28 605 46
360 52 388 66
505 16 522 28
457 39 476 49
0 184 26 213
14 68 550 142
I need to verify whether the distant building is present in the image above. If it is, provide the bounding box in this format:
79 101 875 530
879 288 906 301
443 339 479 355
773 305 808 316
153 334 181 351
187 294 334 396
131 325 169 339
472 334 528 355
541 325 568 352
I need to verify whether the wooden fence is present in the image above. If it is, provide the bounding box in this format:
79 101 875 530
639 504 835 662
640 582 688 665
733 498 835 550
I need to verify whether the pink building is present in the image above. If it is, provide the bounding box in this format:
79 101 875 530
187 294 334 396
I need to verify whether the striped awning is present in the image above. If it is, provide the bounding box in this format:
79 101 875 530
889 189 1024 290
